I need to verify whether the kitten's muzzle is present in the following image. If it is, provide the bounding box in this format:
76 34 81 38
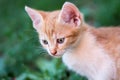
50 50 57 55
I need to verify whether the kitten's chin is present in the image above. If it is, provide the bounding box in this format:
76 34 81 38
49 53 64 58
48 50 66 58
52 55 62 58
50 54 62 58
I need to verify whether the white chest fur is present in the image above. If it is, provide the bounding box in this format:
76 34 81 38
62 33 116 80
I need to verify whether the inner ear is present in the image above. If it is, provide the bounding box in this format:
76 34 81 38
25 6 43 30
58 2 82 27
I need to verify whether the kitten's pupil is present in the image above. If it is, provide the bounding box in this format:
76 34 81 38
57 38 65 44
42 40 48 45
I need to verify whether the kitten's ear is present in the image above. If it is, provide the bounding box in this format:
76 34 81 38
25 6 43 30
58 2 82 27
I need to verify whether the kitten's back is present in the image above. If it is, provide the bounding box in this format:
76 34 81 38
91 27 120 79
91 27 120 54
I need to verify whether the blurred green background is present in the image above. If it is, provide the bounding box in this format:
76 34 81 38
0 0 120 80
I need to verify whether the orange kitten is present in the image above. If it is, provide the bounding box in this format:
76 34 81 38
25 2 120 80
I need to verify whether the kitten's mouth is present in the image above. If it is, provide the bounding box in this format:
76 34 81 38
50 52 65 58
51 53 62 58
49 50 66 58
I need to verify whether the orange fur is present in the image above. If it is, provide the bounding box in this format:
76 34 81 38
25 2 120 80
91 27 120 79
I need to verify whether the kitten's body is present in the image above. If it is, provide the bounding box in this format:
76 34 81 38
25 2 120 80
63 26 120 80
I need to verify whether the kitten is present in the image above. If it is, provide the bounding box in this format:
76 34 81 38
25 2 120 80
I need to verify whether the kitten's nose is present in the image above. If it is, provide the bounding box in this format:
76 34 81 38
50 50 57 55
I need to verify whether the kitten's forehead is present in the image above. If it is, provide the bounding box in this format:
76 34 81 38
40 11 59 37
39 10 79 39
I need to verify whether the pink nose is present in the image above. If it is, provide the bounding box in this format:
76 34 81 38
50 50 57 55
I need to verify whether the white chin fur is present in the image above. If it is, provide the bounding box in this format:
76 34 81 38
49 52 64 58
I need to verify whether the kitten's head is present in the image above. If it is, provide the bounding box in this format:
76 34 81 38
25 2 86 57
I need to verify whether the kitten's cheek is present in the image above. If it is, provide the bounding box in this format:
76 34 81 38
46 50 54 56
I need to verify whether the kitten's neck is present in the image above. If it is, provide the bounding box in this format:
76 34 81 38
63 27 95 55
62 24 100 64
69 24 93 51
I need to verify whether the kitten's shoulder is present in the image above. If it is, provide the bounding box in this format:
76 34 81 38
90 26 120 43
89 26 120 56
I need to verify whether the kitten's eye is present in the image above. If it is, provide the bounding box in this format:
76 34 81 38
42 40 48 45
57 38 65 44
